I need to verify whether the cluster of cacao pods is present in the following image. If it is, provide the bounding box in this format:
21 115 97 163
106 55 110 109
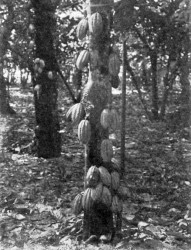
73 163 123 216
75 11 120 77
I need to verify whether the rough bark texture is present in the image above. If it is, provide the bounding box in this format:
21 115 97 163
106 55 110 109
81 0 115 241
32 0 61 158
0 2 14 114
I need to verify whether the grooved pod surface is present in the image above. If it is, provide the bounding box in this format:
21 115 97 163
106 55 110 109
86 166 100 187
89 12 103 36
73 192 83 215
78 120 91 144
76 18 88 40
99 166 111 187
76 50 90 70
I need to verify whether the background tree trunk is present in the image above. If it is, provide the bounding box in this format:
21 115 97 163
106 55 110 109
32 0 61 158
0 1 14 114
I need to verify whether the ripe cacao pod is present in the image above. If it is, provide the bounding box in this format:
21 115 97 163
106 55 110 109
78 119 91 144
100 108 111 129
73 192 83 215
101 139 113 162
111 195 122 214
71 103 85 126
86 166 100 187
101 186 112 208
99 166 111 187
89 12 103 36
91 182 103 202
66 103 85 125
76 50 90 70
82 188 93 212
110 109 119 132
108 53 120 76
111 171 120 191
110 75 120 89
111 158 121 172
76 18 88 40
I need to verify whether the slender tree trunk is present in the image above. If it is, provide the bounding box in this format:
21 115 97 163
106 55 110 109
150 51 159 120
0 1 14 114
32 0 61 158
121 40 127 175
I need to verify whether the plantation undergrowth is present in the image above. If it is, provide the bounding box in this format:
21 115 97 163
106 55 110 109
0 86 191 250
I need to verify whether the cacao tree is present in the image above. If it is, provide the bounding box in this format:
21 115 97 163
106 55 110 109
69 0 122 242
30 0 61 158
0 1 15 114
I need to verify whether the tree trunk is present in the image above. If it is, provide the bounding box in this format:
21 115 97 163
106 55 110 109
0 1 14 114
32 0 61 158
81 0 115 241
150 52 159 120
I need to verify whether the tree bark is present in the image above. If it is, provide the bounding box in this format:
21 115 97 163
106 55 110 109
0 1 14 114
32 0 61 158
150 51 159 120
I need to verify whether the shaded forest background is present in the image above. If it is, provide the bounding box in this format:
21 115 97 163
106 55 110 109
0 0 191 249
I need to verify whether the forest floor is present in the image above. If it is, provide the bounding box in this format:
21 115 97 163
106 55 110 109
0 86 191 250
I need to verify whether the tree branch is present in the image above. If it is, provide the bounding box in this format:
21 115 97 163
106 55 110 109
126 59 152 121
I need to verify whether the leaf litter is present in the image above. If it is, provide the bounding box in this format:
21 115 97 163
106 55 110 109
0 88 191 249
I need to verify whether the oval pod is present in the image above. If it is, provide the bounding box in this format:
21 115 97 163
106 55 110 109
71 103 85 126
109 109 119 132
73 192 83 215
78 119 91 144
82 188 93 212
86 166 100 187
100 108 111 129
76 18 88 40
99 166 111 187
76 50 90 70
89 12 103 36
91 182 103 202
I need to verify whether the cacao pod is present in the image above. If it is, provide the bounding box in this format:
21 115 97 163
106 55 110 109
111 158 121 172
101 186 112 208
91 182 103 201
73 192 83 215
78 119 91 144
89 12 103 36
99 166 111 187
71 103 85 126
86 166 100 187
110 75 120 89
66 103 85 125
110 109 119 132
76 18 88 40
111 171 120 191
111 195 122 214
82 188 93 212
108 53 120 76
76 50 90 70
100 108 111 129
101 139 113 162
